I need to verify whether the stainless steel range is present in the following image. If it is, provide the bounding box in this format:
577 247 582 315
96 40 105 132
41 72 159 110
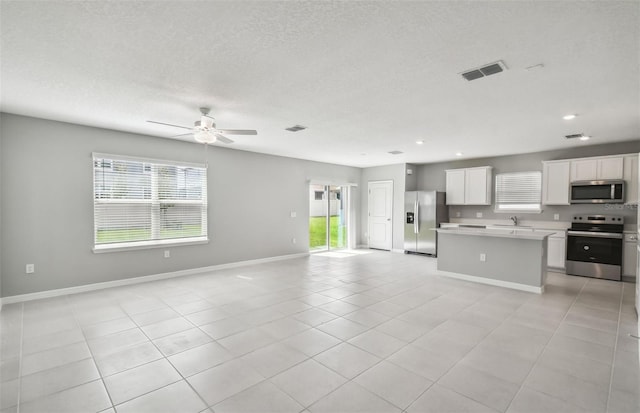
566 215 624 281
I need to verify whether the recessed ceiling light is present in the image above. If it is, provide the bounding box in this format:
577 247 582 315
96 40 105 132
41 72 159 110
563 114 577 120
579 135 590 141
416 140 424 145
455 152 463 157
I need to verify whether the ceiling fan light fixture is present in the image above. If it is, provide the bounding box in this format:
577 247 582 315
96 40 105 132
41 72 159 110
194 130 216 144
201 116 214 129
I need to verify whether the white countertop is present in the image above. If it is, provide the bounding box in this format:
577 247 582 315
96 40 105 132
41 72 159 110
436 227 557 240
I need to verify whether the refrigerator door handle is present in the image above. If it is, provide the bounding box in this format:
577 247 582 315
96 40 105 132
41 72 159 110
414 200 419 234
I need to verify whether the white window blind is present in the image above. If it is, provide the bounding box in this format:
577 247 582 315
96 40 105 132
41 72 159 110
93 153 207 251
495 171 542 212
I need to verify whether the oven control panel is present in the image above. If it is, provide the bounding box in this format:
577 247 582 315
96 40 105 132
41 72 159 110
572 215 624 224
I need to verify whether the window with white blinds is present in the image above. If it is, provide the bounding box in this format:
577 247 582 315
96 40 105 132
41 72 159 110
93 153 208 251
494 171 542 212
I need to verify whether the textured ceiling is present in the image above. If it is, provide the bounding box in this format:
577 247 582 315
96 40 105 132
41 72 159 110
1 1 639 167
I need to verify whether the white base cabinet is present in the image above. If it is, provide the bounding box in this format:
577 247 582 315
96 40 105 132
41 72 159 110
623 233 638 278
547 231 566 270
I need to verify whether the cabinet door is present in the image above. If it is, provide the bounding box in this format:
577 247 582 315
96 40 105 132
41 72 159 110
598 157 624 179
542 161 570 205
623 155 638 204
445 170 466 205
547 236 566 269
465 168 491 205
570 159 597 181
623 237 638 277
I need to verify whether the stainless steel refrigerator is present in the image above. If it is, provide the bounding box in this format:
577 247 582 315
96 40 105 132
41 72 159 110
404 191 448 256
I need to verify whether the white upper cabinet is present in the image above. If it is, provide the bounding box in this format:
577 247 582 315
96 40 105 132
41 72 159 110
445 169 466 205
542 160 570 205
623 154 638 205
570 156 623 181
446 166 492 205
543 154 633 206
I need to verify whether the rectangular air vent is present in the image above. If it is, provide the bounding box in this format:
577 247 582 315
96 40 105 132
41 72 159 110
565 133 586 139
388 150 403 155
285 125 307 132
461 60 507 81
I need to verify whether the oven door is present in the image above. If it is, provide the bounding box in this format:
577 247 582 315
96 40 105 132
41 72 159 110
566 232 623 265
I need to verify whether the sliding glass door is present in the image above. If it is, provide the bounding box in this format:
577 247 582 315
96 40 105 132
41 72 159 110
309 184 348 251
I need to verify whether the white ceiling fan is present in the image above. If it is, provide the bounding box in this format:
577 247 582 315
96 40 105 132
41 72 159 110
147 107 257 144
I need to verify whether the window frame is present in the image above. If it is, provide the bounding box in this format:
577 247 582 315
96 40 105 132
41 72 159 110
92 153 208 253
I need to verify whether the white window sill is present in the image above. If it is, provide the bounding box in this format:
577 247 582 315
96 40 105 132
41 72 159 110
93 237 209 253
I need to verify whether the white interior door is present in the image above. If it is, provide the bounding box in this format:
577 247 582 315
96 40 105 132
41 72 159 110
368 181 393 250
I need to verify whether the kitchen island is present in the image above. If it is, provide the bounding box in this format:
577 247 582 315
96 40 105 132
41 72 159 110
435 227 557 293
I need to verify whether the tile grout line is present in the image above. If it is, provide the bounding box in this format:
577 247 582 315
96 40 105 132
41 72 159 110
115 290 212 411
502 275 588 413
605 280 626 413
403 293 529 412
66 293 119 412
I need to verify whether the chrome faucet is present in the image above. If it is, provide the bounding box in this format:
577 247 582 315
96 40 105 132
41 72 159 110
510 216 518 226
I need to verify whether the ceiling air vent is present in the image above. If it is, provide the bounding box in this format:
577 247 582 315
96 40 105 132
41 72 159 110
388 150 403 155
565 133 590 141
461 60 507 81
285 125 307 132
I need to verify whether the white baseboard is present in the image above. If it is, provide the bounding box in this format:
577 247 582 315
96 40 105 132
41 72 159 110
0 252 310 306
435 269 544 294
391 249 405 254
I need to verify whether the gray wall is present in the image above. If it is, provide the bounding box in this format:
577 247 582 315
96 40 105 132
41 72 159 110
360 164 408 250
0 113 361 297
0 124 3 302
416 141 640 223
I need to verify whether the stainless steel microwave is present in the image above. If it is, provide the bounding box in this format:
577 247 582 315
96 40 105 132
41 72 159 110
570 180 625 204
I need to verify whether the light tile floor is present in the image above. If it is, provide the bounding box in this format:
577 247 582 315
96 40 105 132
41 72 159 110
1 250 638 413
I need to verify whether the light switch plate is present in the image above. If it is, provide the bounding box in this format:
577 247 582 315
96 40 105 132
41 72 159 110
290 211 297 218
554 214 560 221
476 212 483 218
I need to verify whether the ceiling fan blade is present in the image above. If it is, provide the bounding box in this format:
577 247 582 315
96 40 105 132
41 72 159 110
217 129 257 135
147 120 193 130
170 132 194 138
215 134 234 144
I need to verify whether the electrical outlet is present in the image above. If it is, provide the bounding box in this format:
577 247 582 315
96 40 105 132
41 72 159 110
479 253 486 262
26 264 35 274
292 238 297 244
476 212 483 218
290 211 297 218
456 211 461 217
164 250 170 258
554 214 560 221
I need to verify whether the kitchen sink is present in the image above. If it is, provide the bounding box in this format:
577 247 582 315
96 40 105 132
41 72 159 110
487 224 534 231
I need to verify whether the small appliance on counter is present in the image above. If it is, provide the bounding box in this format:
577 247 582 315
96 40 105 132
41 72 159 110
404 191 448 256
566 214 624 281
